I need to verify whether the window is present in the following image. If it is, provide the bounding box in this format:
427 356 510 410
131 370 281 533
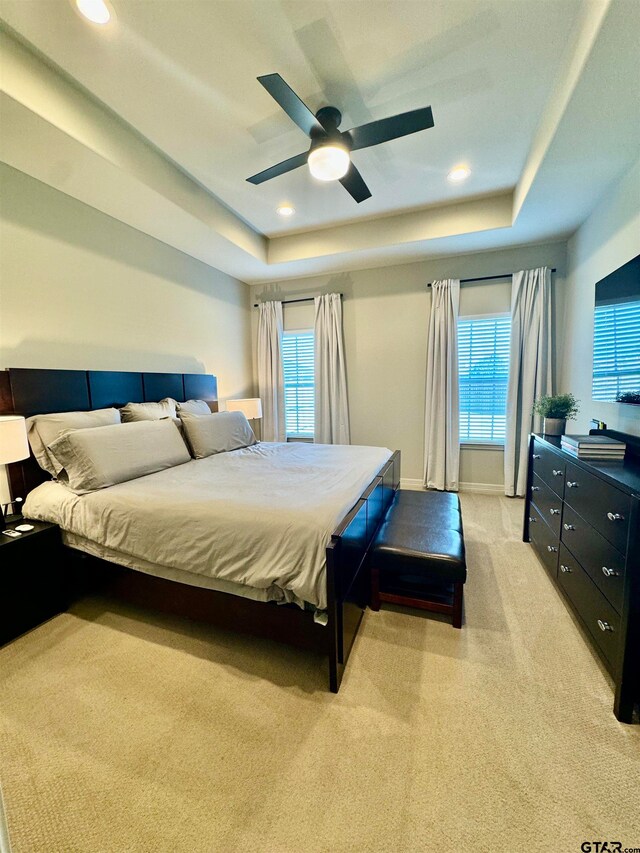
592 299 640 401
458 314 511 443
282 330 314 438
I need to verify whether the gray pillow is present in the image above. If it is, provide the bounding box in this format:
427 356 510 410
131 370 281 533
25 408 121 476
176 399 211 415
180 411 256 459
120 398 177 423
47 419 191 494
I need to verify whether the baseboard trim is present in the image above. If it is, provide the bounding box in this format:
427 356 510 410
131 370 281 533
459 482 504 494
400 478 504 495
399 478 424 490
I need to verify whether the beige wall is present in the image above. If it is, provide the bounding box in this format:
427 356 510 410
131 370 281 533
251 241 568 487
560 155 640 436
0 164 253 403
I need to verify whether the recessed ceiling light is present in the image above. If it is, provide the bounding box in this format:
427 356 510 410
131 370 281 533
75 0 112 25
447 165 471 183
277 205 295 217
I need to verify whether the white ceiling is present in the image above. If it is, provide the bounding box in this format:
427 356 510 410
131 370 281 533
1 0 639 283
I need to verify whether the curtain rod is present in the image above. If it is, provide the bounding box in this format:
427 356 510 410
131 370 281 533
253 270 557 304
253 294 343 308
427 269 557 287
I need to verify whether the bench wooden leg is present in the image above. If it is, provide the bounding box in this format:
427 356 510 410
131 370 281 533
452 581 464 629
370 567 381 611
373 582 466 628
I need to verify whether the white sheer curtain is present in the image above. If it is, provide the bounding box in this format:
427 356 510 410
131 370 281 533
504 267 552 496
314 293 350 444
424 279 460 491
257 301 286 442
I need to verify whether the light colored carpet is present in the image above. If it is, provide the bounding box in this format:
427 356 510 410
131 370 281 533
1 494 638 853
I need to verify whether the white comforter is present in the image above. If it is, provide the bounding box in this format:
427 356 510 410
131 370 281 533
23 441 391 609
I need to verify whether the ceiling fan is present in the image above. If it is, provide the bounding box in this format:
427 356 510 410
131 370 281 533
246 73 435 203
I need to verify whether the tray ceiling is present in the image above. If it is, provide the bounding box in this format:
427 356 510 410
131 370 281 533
1 0 638 282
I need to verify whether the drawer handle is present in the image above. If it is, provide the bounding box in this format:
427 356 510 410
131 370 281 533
602 566 619 578
563 523 575 531
549 508 560 515
607 512 624 522
532 454 541 459
560 564 572 573
567 481 578 488
531 486 540 492
597 619 614 633
547 545 558 553
552 469 563 477
528 517 537 523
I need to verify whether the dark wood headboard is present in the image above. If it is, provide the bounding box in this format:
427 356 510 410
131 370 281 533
0 368 218 500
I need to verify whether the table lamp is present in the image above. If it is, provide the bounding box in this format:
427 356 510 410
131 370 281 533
0 416 30 531
226 398 263 439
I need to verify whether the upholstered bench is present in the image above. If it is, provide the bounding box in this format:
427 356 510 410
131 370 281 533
370 490 467 627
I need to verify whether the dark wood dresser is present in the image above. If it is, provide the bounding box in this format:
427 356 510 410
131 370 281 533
523 430 640 722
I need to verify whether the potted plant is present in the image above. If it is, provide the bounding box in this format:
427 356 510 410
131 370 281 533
616 391 640 405
532 393 580 436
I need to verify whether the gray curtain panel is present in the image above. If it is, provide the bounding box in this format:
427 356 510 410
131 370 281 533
257 301 286 442
504 267 552 496
423 279 460 491
314 293 350 444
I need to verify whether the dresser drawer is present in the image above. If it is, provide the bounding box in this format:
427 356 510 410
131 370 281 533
529 473 563 536
532 440 565 497
529 502 559 579
560 505 626 612
564 461 630 554
558 544 620 670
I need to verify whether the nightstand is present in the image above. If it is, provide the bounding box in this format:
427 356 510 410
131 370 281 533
0 519 68 645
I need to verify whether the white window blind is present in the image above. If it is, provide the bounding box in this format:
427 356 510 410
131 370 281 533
282 330 314 438
458 314 511 442
592 300 640 401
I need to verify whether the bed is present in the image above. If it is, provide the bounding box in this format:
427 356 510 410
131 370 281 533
1 368 400 691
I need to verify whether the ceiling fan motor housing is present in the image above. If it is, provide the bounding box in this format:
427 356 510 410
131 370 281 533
315 106 342 131
310 107 352 156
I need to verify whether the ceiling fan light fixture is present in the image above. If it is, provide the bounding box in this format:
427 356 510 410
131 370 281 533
447 165 471 183
75 0 112 24
308 144 350 182
246 74 434 202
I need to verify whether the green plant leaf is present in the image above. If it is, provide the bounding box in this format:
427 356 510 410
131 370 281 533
532 393 580 419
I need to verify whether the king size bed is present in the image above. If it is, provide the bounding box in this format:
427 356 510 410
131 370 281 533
1 367 400 692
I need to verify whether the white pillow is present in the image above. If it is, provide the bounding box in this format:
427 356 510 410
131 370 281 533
180 411 256 459
120 398 177 423
176 399 211 415
47 419 191 494
25 408 121 476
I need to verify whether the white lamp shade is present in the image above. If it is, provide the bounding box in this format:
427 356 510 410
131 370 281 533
226 398 263 419
308 145 350 181
0 416 29 464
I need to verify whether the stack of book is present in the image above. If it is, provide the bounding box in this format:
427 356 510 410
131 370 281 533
560 434 626 460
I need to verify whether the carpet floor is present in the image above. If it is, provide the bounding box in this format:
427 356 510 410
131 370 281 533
1 494 638 853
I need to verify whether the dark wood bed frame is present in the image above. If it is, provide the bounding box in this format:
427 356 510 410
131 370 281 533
0 367 400 692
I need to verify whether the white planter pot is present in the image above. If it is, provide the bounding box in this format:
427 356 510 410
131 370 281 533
543 417 566 436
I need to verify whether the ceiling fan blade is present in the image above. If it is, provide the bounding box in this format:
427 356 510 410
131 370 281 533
246 151 308 185
257 73 325 138
347 107 434 151
339 163 372 203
